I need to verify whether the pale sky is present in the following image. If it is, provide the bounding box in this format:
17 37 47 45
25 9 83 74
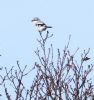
0 0 94 99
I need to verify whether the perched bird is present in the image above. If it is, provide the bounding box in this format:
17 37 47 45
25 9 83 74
82 57 90 61
31 17 52 32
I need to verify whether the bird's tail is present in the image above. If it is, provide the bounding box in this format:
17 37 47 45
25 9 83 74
47 26 52 28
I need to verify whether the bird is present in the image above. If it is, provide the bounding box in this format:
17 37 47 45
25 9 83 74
82 57 90 61
31 17 52 32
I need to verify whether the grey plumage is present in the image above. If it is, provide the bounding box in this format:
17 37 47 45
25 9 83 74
32 17 52 32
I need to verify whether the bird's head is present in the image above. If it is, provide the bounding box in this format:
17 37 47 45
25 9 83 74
32 17 40 22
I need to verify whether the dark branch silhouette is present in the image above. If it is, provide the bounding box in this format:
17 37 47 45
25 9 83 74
0 31 94 100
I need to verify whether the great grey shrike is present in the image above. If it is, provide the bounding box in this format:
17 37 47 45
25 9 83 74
31 17 52 32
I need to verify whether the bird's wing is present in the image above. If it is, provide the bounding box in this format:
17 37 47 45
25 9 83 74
37 23 46 26
36 21 46 27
